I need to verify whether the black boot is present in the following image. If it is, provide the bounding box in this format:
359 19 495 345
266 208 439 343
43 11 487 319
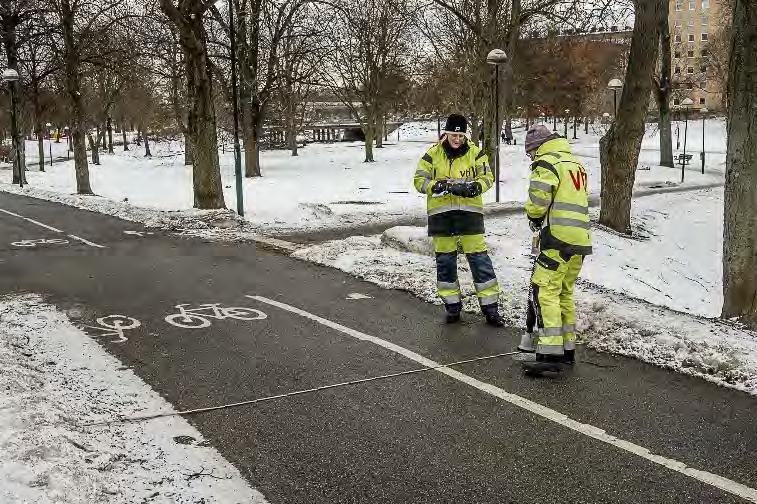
561 349 575 365
482 304 505 327
522 353 564 375
445 302 462 324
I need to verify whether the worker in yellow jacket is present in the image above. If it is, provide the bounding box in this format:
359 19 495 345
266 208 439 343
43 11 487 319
520 124 592 373
413 114 504 327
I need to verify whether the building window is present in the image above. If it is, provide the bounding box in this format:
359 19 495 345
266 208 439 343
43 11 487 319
674 98 681 105
674 50 681 58
675 66 681 74
701 32 708 41
687 82 694 89
687 66 694 74
674 34 682 42
689 0 695 9
688 34 695 41
687 19 694 27
700 97 706 105
675 0 682 10
701 16 708 26
688 49 695 57
701 48 708 56
702 0 709 8
675 19 682 27
701 65 707 73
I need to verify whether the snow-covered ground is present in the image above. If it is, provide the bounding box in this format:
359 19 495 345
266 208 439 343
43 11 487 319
0 294 267 504
2 119 726 236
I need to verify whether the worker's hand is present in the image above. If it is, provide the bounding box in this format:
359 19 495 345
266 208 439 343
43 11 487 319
431 180 449 195
528 217 544 232
449 182 482 198
463 182 482 198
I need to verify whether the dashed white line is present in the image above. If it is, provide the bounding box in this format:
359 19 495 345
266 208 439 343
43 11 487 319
248 295 757 503
0 208 63 233
68 234 106 248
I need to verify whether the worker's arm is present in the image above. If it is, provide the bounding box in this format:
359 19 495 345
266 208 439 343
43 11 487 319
524 160 560 221
413 151 436 195
473 150 494 193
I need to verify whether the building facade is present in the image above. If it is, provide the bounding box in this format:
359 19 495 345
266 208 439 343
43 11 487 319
669 0 725 109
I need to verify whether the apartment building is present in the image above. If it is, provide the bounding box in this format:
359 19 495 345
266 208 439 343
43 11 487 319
669 0 725 109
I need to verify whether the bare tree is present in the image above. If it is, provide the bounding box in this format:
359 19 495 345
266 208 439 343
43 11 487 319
323 0 413 162
0 0 39 183
47 0 134 194
722 0 757 326
160 0 226 209
653 0 673 167
599 0 664 234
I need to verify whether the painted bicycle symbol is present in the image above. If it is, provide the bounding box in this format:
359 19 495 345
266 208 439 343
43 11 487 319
86 315 141 343
11 238 70 248
164 303 267 329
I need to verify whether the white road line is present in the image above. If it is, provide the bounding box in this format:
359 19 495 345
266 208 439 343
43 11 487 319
248 295 757 503
0 208 63 233
68 234 106 249
0 207 106 248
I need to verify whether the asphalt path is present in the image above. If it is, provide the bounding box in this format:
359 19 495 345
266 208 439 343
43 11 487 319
1 191 756 504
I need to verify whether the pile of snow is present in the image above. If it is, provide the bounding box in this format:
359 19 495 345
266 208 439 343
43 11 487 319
294 187 757 395
2 120 726 237
0 294 267 503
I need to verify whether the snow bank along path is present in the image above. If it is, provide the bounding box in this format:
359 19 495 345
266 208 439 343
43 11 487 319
0 294 268 504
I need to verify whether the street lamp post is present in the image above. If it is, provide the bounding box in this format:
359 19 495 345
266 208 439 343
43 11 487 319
540 112 545 124
608 78 623 115
487 48 508 204
45 122 52 169
680 97 694 183
227 0 244 217
3 68 22 188
700 107 708 174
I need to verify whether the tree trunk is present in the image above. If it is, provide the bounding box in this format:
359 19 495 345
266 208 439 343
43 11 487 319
135 129 141 146
375 115 384 148
61 0 92 194
122 126 128 151
143 128 152 157
107 117 114 154
184 133 193 165
88 132 100 165
363 118 375 163
244 101 263 177
599 0 663 234
656 0 674 167
37 128 44 172
722 0 757 326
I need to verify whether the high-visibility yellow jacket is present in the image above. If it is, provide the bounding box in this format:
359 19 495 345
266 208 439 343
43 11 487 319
413 140 494 217
525 137 592 256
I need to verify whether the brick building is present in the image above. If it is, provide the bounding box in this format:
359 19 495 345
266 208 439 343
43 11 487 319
669 0 725 109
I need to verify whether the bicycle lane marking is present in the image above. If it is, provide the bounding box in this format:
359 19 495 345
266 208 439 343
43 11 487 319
0 207 106 248
248 295 757 504
164 303 267 329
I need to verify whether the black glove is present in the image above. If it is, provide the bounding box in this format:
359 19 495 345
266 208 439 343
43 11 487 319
431 180 449 194
447 183 467 197
462 182 482 198
449 182 482 198
528 216 544 232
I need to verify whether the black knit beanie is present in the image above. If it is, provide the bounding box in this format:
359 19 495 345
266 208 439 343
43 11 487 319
443 114 468 134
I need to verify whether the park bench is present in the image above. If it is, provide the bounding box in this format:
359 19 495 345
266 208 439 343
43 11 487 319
675 153 693 166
